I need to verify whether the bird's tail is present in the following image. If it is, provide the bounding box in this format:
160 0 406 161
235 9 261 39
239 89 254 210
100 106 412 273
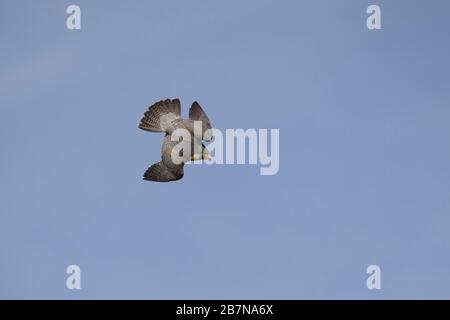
139 99 181 132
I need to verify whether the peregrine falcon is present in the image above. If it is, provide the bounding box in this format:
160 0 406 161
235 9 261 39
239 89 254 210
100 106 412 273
138 98 213 182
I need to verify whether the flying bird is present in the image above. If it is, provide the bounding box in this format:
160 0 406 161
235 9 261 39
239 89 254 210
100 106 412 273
138 98 213 182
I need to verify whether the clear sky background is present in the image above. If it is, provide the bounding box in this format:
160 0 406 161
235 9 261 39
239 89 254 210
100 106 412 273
1 0 450 299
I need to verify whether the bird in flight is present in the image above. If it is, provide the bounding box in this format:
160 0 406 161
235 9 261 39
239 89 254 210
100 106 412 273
138 98 213 182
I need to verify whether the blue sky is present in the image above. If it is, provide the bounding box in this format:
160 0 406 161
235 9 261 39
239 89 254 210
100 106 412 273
1 0 450 299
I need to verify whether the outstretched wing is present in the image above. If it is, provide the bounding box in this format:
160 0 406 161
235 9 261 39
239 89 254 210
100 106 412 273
189 101 213 141
143 162 184 182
